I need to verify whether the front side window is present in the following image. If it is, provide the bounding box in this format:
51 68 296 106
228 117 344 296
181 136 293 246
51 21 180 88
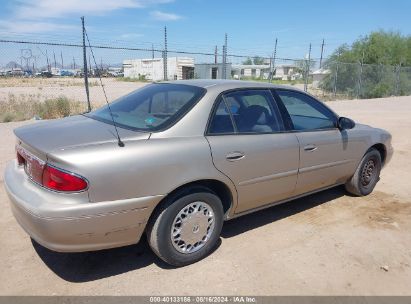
208 89 283 134
276 90 336 131
88 83 205 131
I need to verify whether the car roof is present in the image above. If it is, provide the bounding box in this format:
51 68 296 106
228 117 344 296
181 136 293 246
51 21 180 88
161 79 302 91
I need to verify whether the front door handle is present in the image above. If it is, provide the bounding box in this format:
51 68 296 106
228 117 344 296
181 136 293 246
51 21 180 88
226 151 245 161
304 144 318 152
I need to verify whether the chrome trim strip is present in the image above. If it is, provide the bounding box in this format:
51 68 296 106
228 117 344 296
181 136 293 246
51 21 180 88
238 169 298 186
299 159 354 174
16 145 46 167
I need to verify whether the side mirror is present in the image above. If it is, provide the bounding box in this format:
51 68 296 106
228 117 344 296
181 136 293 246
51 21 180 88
338 117 355 130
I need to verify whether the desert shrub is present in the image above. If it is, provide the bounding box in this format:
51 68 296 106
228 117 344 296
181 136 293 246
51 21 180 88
2 113 15 123
0 95 83 122
39 97 69 118
116 76 148 82
37 96 82 119
368 83 392 98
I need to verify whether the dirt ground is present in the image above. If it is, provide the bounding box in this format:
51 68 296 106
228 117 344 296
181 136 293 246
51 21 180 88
0 95 410 295
0 77 145 105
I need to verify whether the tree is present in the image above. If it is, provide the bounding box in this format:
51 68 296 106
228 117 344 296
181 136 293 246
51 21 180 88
321 31 411 98
242 56 265 65
294 59 315 74
242 57 252 65
253 56 264 65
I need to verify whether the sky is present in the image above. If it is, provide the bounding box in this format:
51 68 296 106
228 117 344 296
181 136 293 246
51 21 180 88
0 0 410 67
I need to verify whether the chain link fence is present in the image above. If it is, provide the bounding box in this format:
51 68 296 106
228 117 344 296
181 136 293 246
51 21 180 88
319 61 411 100
1 38 410 122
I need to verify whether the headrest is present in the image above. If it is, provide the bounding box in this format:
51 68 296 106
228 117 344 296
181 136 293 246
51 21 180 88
244 105 269 125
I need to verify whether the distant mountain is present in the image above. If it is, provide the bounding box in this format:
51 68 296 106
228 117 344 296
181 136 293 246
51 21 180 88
5 61 22 68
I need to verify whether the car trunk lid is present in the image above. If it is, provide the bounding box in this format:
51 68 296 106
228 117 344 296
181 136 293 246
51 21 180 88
14 115 150 156
14 115 150 189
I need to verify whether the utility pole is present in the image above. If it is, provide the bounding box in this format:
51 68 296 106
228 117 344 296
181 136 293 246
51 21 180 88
81 16 91 112
269 38 278 83
357 50 365 99
333 51 341 98
163 26 168 81
395 62 402 96
60 51 64 69
268 56 272 83
304 43 311 92
73 57 76 69
53 51 57 69
222 33 227 79
319 39 325 69
214 45 218 64
45 49 50 72
152 44 155 59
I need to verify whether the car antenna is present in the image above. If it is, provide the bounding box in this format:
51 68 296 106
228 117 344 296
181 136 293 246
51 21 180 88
84 28 125 147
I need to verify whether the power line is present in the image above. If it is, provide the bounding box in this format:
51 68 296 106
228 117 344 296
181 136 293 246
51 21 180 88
1 38 407 68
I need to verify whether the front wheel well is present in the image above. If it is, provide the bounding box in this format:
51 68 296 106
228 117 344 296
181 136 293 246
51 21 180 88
370 143 387 165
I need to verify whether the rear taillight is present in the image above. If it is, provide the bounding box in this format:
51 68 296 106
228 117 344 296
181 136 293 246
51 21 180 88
16 145 87 192
42 165 88 192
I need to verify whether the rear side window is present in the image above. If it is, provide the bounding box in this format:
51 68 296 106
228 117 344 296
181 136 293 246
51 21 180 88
276 90 336 131
88 83 205 131
208 97 235 134
208 89 283 134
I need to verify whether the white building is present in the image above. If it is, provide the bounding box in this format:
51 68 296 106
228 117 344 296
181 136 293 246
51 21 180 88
123 57 194 81
273 65 298 80
231 64 271 79
311 68 331 88
194 63 232 79
50 67 60 76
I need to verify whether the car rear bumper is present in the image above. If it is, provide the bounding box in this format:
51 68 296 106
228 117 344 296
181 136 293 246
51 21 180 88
4 161 164 252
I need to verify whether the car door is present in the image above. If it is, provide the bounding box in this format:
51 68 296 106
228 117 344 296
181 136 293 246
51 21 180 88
206 89 300 214
274 89 360 195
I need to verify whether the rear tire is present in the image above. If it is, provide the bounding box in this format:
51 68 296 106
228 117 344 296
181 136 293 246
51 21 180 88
345 148 381 196
146 187 224 267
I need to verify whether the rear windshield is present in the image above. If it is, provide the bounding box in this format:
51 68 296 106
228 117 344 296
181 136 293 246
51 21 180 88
87 83 205 131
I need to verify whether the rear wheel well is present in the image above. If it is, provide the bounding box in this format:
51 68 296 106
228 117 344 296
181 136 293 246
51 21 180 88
147 180 233 226
370 143 386 165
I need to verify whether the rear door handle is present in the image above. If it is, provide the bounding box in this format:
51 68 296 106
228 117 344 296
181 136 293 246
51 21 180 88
226 151 245 161
304 144 318 152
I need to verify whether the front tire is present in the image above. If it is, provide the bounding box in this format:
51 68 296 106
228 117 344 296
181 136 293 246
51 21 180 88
345 148 382 196
146 188 224 267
